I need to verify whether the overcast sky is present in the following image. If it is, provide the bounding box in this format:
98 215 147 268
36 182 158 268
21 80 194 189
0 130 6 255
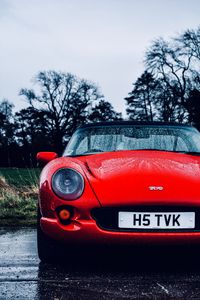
0 0 200 115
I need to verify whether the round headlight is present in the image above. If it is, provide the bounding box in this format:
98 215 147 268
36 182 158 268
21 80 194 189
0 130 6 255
52 168 84 200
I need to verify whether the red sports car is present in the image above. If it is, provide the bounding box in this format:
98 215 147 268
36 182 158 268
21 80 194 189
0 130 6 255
37 121 200 262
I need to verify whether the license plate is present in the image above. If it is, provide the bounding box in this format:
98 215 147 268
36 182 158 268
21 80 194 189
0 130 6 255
118 212 195 229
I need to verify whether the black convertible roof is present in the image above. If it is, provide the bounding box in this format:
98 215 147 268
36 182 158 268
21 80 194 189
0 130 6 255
78 120 194 130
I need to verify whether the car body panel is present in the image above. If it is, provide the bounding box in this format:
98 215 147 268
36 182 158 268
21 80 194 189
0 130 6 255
82 150 200 207
40 217 200 245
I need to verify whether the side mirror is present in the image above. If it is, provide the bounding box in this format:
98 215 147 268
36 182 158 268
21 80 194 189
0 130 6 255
36 152 58 166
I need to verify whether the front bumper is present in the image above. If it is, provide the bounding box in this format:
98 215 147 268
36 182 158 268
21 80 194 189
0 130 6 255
40 217 200 245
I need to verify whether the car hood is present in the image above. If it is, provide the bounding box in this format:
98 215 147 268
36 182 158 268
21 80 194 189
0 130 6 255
81 150 200 207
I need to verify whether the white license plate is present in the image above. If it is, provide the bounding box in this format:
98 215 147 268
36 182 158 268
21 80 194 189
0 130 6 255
118 212 195 229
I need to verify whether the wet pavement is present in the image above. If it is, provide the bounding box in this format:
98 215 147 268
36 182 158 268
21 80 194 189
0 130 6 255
1 228 200 299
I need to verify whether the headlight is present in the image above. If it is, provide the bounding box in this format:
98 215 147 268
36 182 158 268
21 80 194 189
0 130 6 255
52 168 84 200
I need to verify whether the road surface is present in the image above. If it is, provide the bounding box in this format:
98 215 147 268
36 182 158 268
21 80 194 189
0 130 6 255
1 227 200 299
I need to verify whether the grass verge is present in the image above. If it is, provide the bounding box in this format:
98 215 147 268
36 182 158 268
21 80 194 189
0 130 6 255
0 168 40 226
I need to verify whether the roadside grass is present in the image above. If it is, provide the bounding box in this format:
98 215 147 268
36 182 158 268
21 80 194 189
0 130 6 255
0 168 41 226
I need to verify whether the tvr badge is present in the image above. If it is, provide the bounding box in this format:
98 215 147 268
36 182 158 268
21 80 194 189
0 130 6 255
149 186 164 191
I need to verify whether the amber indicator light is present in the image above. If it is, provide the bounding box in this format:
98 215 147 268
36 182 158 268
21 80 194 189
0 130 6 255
59 209 71 220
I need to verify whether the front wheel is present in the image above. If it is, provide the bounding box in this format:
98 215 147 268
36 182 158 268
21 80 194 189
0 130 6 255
37 207 66 263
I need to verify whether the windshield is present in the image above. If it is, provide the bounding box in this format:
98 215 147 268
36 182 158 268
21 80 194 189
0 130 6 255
63 125 200 156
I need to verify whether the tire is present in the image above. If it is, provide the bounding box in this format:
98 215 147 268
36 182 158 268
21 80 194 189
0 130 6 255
37 206 65 263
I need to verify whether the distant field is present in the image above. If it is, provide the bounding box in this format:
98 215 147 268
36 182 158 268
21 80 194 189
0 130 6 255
0 168 41 226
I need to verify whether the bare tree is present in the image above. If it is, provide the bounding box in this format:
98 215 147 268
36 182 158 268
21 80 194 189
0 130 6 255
126 26 200 124
145 38 192 108
178 27 200 61
177 27 200 91
20 71 103 153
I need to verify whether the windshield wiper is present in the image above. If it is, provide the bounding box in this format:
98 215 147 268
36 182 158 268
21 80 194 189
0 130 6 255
127 149 176 152
67 153 97 157
136 149 200 155
177 151 200 156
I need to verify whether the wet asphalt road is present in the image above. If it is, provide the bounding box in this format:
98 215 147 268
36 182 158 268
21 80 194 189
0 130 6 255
1 228 200 299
